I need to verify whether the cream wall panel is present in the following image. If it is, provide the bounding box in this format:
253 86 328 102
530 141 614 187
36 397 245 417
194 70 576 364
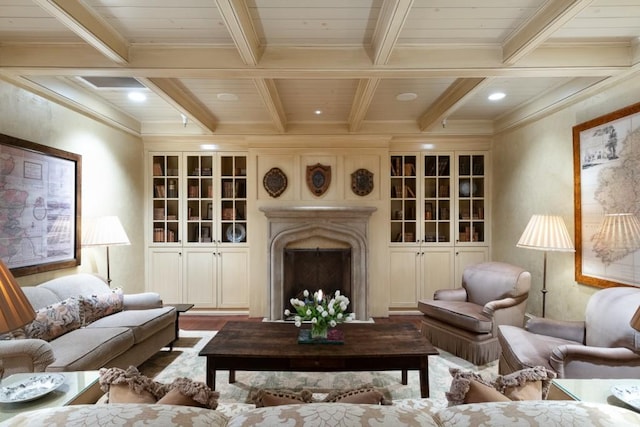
256 154 296 200
344 154 380 201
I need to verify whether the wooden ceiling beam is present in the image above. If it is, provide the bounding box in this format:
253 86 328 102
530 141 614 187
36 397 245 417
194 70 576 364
214 0 262 66
32 0 128 64
348 78 381 133
371 0 414 65
142 78 218 133
253 79 287 133
503 0 595 65
418 78 487 132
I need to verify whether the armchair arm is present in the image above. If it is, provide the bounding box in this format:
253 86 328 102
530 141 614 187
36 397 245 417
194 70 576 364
551 344 640 379
434 287 467 302
483 295 528 317
526 316 585 343
0 339 54 378
123 292 163 310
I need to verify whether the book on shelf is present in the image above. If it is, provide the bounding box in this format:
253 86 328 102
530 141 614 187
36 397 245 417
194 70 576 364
153 162 163 176
154 184 165 198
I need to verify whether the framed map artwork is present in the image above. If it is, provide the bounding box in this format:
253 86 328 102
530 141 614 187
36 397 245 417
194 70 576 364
0 134 81 276
573 102 640 288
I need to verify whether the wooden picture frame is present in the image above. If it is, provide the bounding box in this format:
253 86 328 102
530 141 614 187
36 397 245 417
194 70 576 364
0 133 81 276
573 102 640 288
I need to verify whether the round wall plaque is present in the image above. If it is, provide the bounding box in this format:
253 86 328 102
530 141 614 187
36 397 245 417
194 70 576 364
263 167 288 198
351 168 374 196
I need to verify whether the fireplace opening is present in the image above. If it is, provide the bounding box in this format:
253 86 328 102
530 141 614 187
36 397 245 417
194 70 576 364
283 248 352 312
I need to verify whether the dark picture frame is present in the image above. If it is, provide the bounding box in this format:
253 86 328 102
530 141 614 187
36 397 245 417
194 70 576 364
0 133 81 276
573 102 640 288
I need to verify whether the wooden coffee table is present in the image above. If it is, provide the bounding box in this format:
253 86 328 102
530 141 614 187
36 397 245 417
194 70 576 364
199 321 438 398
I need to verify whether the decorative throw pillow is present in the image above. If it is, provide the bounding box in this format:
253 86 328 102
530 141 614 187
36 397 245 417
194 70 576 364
252 389 313 407
81 288 124 325
493 365 556 400
99 366 167 404
323 385 391 405
24 297 82 342
157 377 219 409
446 366 557 406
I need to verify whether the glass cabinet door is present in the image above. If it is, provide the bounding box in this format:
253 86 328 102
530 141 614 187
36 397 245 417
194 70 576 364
423 154 451 244
457 154 485 243
220 155 247 243
152 154 180 243
390 155 417 243
185 154 215 244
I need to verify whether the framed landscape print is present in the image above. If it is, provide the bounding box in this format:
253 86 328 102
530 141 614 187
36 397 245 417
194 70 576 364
0 133 81 276
573 102 640 288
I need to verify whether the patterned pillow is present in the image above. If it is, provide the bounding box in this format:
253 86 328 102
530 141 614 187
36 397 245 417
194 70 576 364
24 297 82 341
0 328 27 340
80 288 124 325
252 389 313 407
322 385 391 405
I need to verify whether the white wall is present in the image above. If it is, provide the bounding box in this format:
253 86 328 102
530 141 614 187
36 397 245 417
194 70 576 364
0 80 145 291
492 74 640 320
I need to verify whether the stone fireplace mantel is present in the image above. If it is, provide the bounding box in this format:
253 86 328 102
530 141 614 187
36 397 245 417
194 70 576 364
260 206 376 321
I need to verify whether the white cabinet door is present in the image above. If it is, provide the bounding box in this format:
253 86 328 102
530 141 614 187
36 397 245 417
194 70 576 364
148 249 182 304
421 248 455 300
389 247 420 308
217 248 249 308
184 249 216 307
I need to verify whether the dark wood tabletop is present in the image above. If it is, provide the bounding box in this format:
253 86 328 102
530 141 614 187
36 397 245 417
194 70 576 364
199 321 438 397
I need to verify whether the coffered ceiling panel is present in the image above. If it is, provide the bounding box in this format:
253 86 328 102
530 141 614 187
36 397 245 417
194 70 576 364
0 0 638 137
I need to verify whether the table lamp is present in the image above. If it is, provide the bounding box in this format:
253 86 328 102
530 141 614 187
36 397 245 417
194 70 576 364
82 216 130 286
517 215 575 317
0 259 36 378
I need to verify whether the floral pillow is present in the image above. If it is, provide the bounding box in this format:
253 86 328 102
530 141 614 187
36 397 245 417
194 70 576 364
0 328 26 340
24 297 82 341
80 288 124 325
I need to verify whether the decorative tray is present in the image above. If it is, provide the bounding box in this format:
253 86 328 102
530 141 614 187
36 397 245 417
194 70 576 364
611 384 640 411
0 373 65 403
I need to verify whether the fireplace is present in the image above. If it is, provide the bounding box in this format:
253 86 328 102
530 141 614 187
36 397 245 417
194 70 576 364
260 206 376 320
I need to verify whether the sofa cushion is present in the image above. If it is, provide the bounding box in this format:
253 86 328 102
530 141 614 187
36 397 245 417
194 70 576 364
252 389 313 407
226 402 441 427
46 327 134 371
323 385 390 405
157 377 220 409
21 286 61 311
24 297 82 342
419 300 492 333
434 401 640 427
3 404 230 427
39 273 110 301
86 307 175 344
81 288 124 325
99 366 168 403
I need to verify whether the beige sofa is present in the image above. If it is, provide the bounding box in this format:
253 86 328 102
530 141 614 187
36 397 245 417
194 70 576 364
3 399 640 426
0 274 176 378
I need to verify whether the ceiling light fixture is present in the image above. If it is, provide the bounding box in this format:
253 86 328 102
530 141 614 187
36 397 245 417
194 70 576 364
217 93 238 101
314 110 323 115
128 91 146 102
488 92 506 101
396 92 418 101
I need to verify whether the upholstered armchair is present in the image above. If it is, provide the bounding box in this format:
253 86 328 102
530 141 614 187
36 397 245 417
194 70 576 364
418 262 531 365
498 286 640 378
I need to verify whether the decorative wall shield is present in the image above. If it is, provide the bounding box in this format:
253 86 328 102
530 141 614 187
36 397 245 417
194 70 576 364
263 167 288 198
306 163 331 196
351 168 374 196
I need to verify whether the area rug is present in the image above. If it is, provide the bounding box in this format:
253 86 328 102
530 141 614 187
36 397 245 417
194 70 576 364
138 330 498 404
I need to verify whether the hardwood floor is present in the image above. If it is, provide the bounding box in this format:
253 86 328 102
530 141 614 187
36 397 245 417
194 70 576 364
179 315 424 331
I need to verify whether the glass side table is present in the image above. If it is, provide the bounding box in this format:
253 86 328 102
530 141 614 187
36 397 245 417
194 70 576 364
0 371 101 422
550 378 640 412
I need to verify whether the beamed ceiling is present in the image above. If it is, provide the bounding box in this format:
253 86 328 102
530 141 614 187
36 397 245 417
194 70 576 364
0 0 639 137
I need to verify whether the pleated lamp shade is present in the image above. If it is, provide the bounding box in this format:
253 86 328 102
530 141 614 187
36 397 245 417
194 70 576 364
593 213 640 251
0 259 35 334
517 215 575 252
82 216 130 247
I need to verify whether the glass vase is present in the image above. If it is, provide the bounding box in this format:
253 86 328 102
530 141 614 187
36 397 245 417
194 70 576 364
311 323 328 339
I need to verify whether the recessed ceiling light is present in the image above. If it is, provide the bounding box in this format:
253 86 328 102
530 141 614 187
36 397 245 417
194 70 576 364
488 92 506 101
128 91 146 102
314 110 323 115
217 93 238 101
396 92 418 101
